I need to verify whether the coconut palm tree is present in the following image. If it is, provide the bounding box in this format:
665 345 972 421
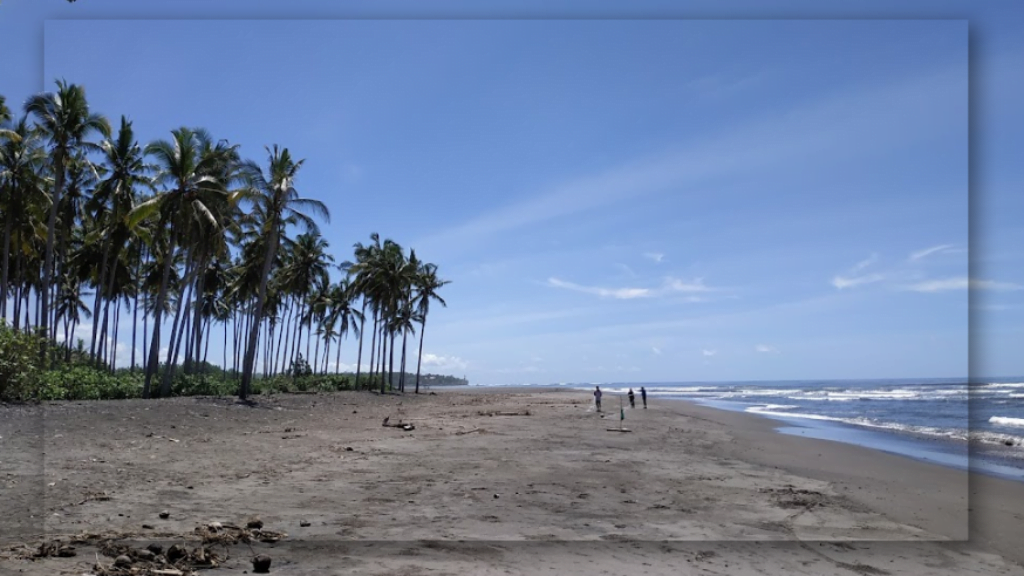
25 79 110 360
131 126 239 397
413 262 449 394
0 116 47 321
87 116 152 362
237 145 329 400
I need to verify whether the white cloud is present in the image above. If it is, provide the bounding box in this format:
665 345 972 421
421 353 469 371
546 276 716 300
832 273 884 290
755 344 778 353
652 346 662 355
908 244 957 261
853 253 879 272
615 263 637 278
664 277 713 293
702 349 717 357
644 252 665 263
832 254 884 289
547 277 652 300
902 277 1024 293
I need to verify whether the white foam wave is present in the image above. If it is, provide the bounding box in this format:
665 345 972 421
983 383 1024 388
970 432 1024 447
990 417 1024 429
744 407 969 440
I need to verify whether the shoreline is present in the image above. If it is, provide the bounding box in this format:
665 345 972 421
465 382 1024 483
2 387 1023 574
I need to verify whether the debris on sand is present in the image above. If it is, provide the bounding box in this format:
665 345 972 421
252 553 272 573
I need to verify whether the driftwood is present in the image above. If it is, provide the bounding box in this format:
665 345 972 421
605 428 632 433
454 428 484 436
382 417 415 431
477 410 531 417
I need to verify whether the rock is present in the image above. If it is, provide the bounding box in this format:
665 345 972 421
166 544 187 563
136 549 156 561
1006 440 1014 446
114 554 133 567
299 520 311 527
252 554 272 573
146 543 163 555
158 510 170 519
56 546 76 557
142 523 155 529
345 447 353 452
246 517 264 529
493 494 499 499
208 521 223 531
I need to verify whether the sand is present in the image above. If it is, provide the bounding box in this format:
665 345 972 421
1 387 1022 575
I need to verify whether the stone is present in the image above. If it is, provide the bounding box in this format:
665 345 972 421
252 554 272 573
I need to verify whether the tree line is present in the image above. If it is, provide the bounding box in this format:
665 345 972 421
0 81 449 400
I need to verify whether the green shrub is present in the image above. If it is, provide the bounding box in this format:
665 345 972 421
0 321 43 401
36 366 144 401
171 373 236 397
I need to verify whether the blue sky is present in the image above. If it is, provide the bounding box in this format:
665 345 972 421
2 1 1021 383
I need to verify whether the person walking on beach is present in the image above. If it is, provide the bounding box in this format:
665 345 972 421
594 386 603 412
640 386 647 409
628 388 636 409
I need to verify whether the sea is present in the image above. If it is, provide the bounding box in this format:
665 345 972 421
471 377 1024 482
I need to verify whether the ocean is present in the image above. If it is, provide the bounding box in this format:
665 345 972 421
476 378 1024 481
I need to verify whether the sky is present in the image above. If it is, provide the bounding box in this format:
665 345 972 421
1 1 1021 384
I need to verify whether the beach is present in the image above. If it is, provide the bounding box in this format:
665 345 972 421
2 388 1023 575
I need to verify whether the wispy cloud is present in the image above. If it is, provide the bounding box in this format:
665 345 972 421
415 63 964 255
755 344 778 353
547 278 652 299
909 244 957 261
421 353 469 371
644 252 665 263
832 273 884 290
546 276 716 300
853 253 879 272
902 277 1024 292
702 349 717 357
652 346 662 355
615 263 637 278
832 253 883 289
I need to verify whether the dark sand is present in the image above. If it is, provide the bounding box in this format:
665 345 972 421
1 388 1022 575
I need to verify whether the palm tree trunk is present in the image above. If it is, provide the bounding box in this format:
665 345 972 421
144 231 177 398
1 209 13 320
388 331 396 392
415 320 426 394
160 261 195 395
354 302 366 385
240 225 280 400
39 149 65 363
335 328 343 376
90 243 110 361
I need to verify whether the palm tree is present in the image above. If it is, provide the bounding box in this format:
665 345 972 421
0 116 47 321
25 79 110 360
237 145 328 400
413 262 449 394
131 126 239 397
87 116 152 363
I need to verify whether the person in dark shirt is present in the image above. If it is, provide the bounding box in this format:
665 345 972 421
640 386 647 409
594 386 602 412
627 388 635 409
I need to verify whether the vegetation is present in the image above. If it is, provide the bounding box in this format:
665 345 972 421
0 80 450 402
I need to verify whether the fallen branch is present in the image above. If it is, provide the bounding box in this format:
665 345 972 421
477 410 531 417
454 428 483 436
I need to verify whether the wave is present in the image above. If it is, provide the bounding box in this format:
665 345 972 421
743 406 971 440
982 383 1024 388
990 417 1024 429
